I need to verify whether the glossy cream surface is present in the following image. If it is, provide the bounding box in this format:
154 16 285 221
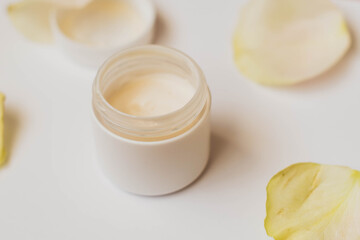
106 73 195 117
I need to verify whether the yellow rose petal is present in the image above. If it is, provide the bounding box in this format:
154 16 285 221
265 163 360 240
26 0 92 8
0 93 5 167
233 0 351 85
7 1 54 43
7 0 92 43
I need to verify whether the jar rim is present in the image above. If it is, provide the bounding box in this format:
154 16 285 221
94 45 204 120
92 45 210 140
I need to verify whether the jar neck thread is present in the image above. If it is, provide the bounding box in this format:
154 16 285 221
92 45 210 141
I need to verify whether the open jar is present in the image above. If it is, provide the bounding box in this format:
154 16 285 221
92 45 211 196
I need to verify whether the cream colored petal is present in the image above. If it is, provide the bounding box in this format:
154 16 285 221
7 1 53 43
265 163 360 240
233 0 351 85
0 93 5 167
25 0 92 8
53 0 92 8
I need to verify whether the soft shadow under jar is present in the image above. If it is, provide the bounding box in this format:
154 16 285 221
92 45 211 196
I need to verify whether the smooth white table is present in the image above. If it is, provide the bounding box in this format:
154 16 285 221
1 0 360 239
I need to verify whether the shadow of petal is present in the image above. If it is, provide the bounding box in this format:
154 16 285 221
1 107 22 167
152 10 172 45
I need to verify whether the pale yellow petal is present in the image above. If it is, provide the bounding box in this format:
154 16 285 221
233 0 352 85
7 1 53 43
25 0 92 8
265 163 360 240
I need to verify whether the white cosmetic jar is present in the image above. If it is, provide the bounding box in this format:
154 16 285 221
92 45 211 196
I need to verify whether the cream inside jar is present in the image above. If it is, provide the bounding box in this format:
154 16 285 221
106 72 195 117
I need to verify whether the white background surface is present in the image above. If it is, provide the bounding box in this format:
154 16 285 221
1 0 360 239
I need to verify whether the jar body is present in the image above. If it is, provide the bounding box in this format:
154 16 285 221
92 45 211 196
92 103 210 196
